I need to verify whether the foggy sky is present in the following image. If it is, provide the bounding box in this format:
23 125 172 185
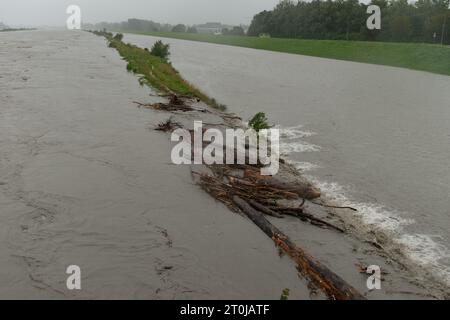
0 0 281 27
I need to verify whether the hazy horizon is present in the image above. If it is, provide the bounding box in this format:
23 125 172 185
0 0 280 27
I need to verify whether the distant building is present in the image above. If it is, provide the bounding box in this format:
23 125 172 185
0 22 8 30
195 22 230 35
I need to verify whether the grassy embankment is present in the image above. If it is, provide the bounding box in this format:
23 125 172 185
100 32 226 110
127 31 450 76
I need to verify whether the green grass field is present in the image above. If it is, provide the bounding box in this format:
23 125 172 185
126 31 450 76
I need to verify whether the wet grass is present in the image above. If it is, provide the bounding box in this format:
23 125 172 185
104 33 226 110
128 31 450 77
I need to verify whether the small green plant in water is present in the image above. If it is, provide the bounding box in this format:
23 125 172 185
249 112 272 132
126 61 138 73
113 33 124 41
280 288 290 300
210 98 226 111
150 40 170 62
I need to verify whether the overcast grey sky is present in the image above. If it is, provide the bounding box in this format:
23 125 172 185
0 0 281 27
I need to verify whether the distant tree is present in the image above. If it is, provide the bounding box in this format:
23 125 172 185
187 26 198 33
127 18 160 32
160 24 173 32
172 24 187 33
248 10 273 36
247 0 450 44
229 26 245 36
390 15 413 41
222 28 230 35
94 0 450 44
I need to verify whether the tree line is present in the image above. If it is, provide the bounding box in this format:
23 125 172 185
91 19 178 33
90 19 246 35
91 19 198 33
248 0 450 44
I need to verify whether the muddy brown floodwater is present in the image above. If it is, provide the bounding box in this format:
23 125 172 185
0 30 315 299
0 30 446 299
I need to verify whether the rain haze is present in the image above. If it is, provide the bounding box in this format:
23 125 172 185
1 0 450 303
0 0 280 27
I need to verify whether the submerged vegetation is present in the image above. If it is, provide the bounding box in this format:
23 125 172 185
93 30 226 110
280 288 290 300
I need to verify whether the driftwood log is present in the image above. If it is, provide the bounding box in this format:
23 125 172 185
233 196 365 300
252 176 321 200
134 94 209 113
247 199 284 218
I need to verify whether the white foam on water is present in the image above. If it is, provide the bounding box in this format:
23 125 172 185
279 124 317 140
280 141 321 154
396 234 450 286
307 175 450 287
279 125 321 154
288 160 320 172
307 177 413 231
279 123 450 287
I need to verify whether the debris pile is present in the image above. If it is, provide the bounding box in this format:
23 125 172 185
134 94 208 113
154 117 182 132
192 164 364 300
192 165 345 232
145 94 365 300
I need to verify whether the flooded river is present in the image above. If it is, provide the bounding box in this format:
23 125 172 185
0 29 448 299
125 34 450 289
0 30 317 299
